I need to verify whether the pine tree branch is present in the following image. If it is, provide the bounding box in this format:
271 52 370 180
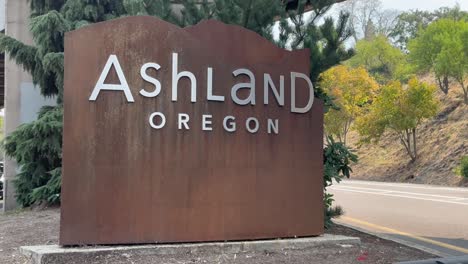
30 10 69 55
0 34 38 74
43 52 64 96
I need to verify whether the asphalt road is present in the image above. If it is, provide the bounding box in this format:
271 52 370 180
329 180 468 257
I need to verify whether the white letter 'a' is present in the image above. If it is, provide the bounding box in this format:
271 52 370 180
231 69 256 105
89 55 134 102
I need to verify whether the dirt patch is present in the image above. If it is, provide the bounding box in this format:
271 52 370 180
349 77 468 187
0 208 434 263
0 207 59 263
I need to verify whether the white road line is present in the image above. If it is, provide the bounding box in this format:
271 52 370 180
330 187 468 206
330 185 468 200
341 180 468 192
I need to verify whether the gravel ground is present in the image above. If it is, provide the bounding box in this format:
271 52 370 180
0 208 434 264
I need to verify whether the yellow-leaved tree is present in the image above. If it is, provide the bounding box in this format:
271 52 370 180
321 65 379 145
356 78 439 162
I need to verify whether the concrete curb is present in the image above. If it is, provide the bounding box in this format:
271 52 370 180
335 221 448 258
20 234 360 264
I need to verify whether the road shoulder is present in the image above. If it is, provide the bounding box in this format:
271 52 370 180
335 219 447 257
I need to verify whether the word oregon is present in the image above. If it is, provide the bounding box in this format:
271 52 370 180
149 112 279 134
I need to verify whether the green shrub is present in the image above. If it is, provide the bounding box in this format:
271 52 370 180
455 156 468 178
323 136 358 228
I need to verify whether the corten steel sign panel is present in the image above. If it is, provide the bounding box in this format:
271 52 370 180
61 16 324 246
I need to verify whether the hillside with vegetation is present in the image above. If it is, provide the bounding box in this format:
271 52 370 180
323 1 468 186
349 77 468 186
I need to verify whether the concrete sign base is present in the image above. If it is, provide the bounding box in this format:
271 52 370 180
21 235 360 264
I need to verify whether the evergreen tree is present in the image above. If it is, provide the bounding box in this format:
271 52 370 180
1 0 355 223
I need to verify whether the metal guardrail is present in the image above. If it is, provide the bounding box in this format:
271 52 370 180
397 255 468 264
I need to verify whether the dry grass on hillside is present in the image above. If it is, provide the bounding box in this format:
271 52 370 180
348 76 468 186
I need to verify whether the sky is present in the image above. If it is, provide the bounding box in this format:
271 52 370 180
379 0 468 11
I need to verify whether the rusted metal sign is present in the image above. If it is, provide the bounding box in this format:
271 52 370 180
61 16 324 246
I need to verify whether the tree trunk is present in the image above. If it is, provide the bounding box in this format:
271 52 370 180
337 134 343 144
462 82 468 105
443 76 449 94
407 129 416 162
399 130 416 162
436 76 449 94
412 128 417 161
342 120 351 146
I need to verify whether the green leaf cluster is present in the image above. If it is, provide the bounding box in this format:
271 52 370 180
409 19 468 101
321 65 379 145
323 136 357 227
356 78 439 161
348 35 414 84
454 156 468 178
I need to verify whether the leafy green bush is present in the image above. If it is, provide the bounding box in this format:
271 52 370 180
455 156 468 178
323 136 358 227
324 193 344 228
